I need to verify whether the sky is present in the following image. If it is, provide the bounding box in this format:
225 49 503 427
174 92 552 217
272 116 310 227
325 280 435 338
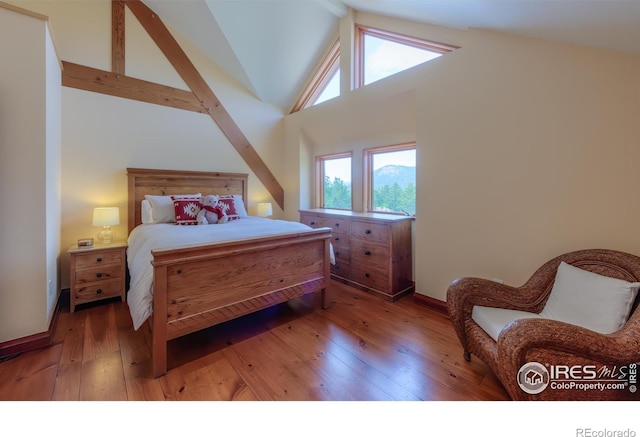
314 33 442 105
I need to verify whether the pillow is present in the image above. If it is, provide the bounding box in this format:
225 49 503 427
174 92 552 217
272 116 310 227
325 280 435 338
472 306 543 341
230 195 248 217
145 194 201 223
141 200 153 224
171 195 202 226
540 261 640 334
217 195 244 221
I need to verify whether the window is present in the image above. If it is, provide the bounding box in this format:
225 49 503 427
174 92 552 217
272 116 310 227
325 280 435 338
313 67 340 105
316 152 352 209
364 143 416 215
291 39 340 113
355 25 457 88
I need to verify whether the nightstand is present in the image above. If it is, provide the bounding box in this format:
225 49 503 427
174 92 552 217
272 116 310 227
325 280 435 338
68 240 127 313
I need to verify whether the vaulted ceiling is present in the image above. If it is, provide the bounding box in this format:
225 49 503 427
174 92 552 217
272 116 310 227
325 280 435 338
143 0 640 114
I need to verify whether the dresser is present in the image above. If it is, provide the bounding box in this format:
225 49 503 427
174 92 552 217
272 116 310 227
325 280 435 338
68 240 127 312
300 209 413 301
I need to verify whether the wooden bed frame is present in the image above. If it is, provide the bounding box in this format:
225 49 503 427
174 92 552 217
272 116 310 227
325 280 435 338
126 168 332 377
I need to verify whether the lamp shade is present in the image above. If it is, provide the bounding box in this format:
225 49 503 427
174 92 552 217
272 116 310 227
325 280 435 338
257 202 273 217
92 207 120 227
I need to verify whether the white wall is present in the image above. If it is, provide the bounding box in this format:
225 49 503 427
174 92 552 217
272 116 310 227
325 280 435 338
416 29 640 300
286 13 640 302
0 5 61 342
45 18 62 321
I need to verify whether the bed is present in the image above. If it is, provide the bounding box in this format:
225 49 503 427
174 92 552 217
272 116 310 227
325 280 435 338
126 168 333 377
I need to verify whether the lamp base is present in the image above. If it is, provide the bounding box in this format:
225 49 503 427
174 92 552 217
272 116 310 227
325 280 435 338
97 226 114 244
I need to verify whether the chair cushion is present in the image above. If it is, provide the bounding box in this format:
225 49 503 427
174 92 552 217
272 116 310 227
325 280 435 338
539 261 640 334
472 306 544 341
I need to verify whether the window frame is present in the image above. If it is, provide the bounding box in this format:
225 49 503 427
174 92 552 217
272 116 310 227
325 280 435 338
354 24 458 88
364 142 416 216
315 151 353 210
290 38 340 113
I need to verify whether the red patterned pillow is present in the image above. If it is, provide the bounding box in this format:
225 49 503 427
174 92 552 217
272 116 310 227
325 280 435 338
171 195 201 225
217 195 241 221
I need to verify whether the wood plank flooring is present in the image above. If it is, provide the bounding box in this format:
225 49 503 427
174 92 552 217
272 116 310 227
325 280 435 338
0 281 509 401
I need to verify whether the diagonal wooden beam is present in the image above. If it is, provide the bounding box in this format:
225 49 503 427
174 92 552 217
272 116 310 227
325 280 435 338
112 0 125 74
124 0 285 209
62 61 205 113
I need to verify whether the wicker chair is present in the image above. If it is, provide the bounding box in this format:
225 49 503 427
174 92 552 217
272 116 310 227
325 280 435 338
446 249 640 400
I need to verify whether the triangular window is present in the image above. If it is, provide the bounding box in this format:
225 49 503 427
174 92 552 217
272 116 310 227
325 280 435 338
355 25 457 87
290 39 340 113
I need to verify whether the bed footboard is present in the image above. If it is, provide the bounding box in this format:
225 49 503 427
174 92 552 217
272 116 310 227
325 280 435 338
150 228 332 377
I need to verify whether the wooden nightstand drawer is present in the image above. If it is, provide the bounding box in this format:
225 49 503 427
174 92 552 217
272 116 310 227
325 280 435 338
74 279 123 302
75 264 123 284
75 250 123 269
68 241 127 313
350 221 389 245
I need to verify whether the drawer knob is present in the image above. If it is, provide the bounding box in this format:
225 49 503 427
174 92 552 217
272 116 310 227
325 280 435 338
96 288 103 294
364 250 371 256
365 273 370 278
96 257 103 262
365 230 371 234
310 221 316 225
96 273 103 278
334 237 340 241
334 223 340 227
335 251 340 256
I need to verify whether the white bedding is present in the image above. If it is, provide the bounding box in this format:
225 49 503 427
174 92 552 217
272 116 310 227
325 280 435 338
127 217 333 330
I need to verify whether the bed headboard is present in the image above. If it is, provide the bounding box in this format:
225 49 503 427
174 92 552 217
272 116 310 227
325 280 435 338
127 168 249 233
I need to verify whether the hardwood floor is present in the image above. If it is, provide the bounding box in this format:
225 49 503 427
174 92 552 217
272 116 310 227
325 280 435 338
0 281 509 401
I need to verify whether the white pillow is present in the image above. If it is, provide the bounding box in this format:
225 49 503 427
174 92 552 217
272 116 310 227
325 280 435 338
141 200 153 224
472 306 543 341
231 195 248 217
540 261 640 334
145 194 201 223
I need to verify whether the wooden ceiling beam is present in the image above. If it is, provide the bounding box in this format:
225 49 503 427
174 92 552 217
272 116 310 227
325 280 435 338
112 0 125 75
62 61 205 113
124 0 285 210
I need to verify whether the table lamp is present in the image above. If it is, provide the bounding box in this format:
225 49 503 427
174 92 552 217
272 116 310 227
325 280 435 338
93 207 120 244
257 202 273 218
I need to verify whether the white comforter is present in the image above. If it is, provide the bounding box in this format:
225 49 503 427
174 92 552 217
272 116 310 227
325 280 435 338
126 217 332 330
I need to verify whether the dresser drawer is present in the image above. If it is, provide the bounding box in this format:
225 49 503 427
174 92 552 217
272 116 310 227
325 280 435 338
299 209 413 301
74 279 123 301
350 239 389 270
331 237 350 263
75 264 123 284
350 221 389 245
75 250 124 269
325 217 350 234
300 213 329 229
350 263 388 292
331 261 351 279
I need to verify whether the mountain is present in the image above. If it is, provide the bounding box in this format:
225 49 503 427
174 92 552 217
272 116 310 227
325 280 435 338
373 165 415 188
